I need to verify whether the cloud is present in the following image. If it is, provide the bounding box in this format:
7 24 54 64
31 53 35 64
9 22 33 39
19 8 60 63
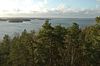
1 5 99 18
0 0 99 18
96 0 100 8
96 0 100 2
0 0 48 13
37 7 100 18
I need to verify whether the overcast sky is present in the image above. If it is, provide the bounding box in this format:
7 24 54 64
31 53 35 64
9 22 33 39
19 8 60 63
0 0 99 18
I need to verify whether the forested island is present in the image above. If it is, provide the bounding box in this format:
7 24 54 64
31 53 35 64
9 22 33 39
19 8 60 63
0 17 50 23
0 17 100 66
0 18 30 21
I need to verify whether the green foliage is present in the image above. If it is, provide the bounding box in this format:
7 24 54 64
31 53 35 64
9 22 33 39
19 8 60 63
83 24 100 66
0 19 100 66
96 16 100 23
0 35 11 66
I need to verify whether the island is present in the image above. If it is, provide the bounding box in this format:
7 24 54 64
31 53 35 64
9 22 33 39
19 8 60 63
0 17 51 23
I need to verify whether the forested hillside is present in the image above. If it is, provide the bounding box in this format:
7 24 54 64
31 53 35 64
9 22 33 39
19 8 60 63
0 19 100 66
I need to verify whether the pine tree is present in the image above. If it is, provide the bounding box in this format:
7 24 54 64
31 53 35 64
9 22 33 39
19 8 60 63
0 35 11 66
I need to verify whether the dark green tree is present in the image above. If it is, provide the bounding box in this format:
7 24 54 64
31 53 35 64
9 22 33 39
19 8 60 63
0 35 11 66
96 16 100 23
83 24 100 66
64 23 83 66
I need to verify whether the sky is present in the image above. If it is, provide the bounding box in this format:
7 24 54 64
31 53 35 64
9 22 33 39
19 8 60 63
0 0 99 18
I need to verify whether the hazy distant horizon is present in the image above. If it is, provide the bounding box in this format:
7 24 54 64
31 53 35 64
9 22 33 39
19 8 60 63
0 16 95 19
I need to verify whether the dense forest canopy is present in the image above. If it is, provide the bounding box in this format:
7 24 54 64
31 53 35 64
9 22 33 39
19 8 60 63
0 18 100 66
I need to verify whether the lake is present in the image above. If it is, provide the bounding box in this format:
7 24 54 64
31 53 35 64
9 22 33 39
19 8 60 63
0 18 96 39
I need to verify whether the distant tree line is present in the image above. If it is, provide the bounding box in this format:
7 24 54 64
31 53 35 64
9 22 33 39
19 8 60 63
0 18 100 66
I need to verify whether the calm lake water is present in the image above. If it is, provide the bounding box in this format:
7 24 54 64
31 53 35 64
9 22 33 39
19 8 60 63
0 18 95 39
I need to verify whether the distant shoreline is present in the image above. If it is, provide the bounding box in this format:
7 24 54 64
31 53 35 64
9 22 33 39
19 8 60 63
0 18 51 23
0 17 95 23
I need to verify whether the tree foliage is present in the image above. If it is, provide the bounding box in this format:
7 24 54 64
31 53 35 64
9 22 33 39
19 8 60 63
96 16 100 23
0 19 100 66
